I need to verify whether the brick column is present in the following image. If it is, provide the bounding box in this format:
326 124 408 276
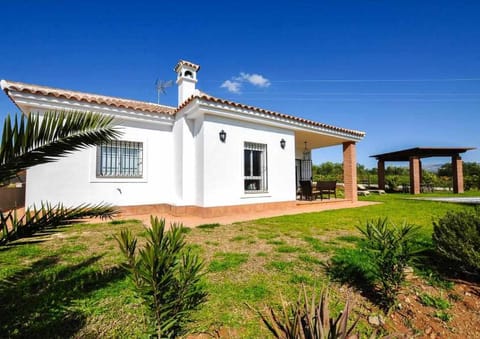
452 155 464 194
377 160 385 190
343 141 357 202
409 156 421 194
419 159 422 184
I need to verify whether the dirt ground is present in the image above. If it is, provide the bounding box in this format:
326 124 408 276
188 278 480 338
387 277 480 338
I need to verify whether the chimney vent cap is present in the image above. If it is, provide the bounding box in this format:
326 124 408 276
174 60 200 73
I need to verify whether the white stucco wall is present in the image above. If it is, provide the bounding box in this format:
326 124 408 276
24 105 297 209
171 110 204 206
26 119 174 207
200 115 296 207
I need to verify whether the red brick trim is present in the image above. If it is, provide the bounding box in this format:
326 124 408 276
119 201 297 218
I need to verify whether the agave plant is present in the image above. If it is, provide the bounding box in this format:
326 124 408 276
251 285 359 339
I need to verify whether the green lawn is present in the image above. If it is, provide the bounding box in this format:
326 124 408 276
0 193 477 338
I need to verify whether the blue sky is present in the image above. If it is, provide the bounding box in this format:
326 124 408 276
1 0 479 168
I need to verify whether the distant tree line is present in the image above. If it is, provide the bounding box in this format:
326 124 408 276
312 161 480 191
437 162 480 190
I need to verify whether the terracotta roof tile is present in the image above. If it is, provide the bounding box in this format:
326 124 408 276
177 93 365 138
1 80 176 115
2 79 365 139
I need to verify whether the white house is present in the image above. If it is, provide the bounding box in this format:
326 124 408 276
1 60 365 217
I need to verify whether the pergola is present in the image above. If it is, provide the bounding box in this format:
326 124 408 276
371 147 475 194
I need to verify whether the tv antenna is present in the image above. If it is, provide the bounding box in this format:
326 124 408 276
155 79 173 104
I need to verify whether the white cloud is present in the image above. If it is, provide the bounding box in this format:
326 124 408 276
221 72 270 93
237 72 271 88
220 80 242 93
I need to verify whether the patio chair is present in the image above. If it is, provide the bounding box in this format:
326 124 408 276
300 180 318 200
316 180 337 199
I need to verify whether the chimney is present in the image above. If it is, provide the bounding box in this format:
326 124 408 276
174 60 200 106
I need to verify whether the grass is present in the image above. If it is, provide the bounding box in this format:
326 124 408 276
434 310 452 322
289 273 315 285
230 235 246 241
197 223 221 229
418 292 451 310
0 192 477 337
275 245 302 253
418 291 453 322
0 219 147 337
266 239 285 245
416 268 455 290
208 252 249 272
336 235 362 243
303 236 331 252
266 260 295 272
298 254 323 264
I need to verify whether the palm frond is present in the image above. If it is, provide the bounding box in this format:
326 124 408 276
1 202 118 245
0 111 121 183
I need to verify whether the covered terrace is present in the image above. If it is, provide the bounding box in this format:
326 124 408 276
295 129 361 202
371 147 475 194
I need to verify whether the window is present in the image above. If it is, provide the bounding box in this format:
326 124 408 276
244 142 267 192
96 141 143 178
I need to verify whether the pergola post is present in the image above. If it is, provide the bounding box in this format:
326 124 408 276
452 155 464 194
343 141 357 202
377 160 385 190
409 156 421 194
419 159 423 190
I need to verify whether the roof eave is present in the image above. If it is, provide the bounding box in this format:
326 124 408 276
189 95 364 141
5 88 175 127
1 79 176 116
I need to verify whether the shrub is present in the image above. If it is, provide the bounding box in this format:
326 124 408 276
116 216 207 338
250 285 358 339
385 176 399 191
357 218 420 311
432 209 480 274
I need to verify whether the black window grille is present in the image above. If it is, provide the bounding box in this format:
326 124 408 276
96 141 143 178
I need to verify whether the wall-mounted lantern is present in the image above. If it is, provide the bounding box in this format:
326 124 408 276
219 129 227 143
280 138 286 149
